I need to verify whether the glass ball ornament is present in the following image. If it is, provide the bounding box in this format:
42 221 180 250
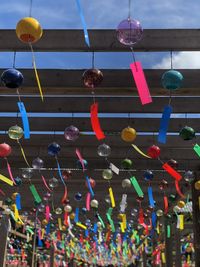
177 200 185 208
179 126 195 141
32 157 44 170
143 170 154 181
85 219 91 227
97 143 111 157
121 127 136 142
156 209 164 217
195 180 200 190
22 168 33 179
161 70 183 90
1 68 24 88
105 194 111 204
90 199 99 209
167 159 178 169
62 170 72 180
121 158 132 169
131 208 138 217
55 207 63 215
85 177 96 189
0 143 12 157
8 125 23 140
122 178 131 188
147 145 161 159
184 170 195 183
42 219 48 226
16 17 43 43
74 192 82 201
76 159 88 169
49 177 59 188
159 179 168 190
102 169 113 180
64 125 79 141
81 207 87 214
47 142 61 156
38 203 45 213
116 18 143 46
64 204 72 213
14 177 22 186
82 68 103 88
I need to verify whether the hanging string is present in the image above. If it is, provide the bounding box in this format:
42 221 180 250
92 51 95 69
13 51 16 69
170 51 173 70
128 0 132 19
130 47 138 71
91 51 96 104
29 0 33 17
168 51 173 105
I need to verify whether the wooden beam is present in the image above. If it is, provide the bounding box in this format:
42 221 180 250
0 69 200 96
1 30 200 52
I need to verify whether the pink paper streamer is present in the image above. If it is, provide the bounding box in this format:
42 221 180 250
76 148 85 171
45 205 50 221
130 61 152 105
86 192 91 211
41 175 52 192
6 161 16 185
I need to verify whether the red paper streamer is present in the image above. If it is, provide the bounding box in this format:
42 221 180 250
6 161 16 185
86 192 91 211
90 102 105 140
175 181 185 198
45 205 50 221
76 148 86 171
64 212 68 226
164 196 169 214
41 175 52 192
162 163 182 181
138 208 144 224
61 185 68 204
130 61 152 105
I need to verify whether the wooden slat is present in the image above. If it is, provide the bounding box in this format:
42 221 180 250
0 29 200 52
0 69 200 96
0 116 198 132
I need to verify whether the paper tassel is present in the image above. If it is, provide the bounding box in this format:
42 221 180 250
130 61 152 105
158 105 172 144
131 144 152 159
90 102 105 140
179 214 184 230
76 222 87 230
17 102 30 139
148 186 155 207
76 148 86 171
29 184 42 204
86 192 91 211
162 163 182 181
0 174 13 186
75 0 90 47
41 175 52 192
109 187 115 208
130 176 144 197
164 196 168 214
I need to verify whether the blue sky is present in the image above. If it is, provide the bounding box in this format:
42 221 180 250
0 0 200 69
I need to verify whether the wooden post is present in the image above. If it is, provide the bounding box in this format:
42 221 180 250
0 215 10 267
191 179 200 267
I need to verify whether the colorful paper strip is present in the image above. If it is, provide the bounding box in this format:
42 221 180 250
131 144 152 159
29 184 42 204
17 102 30 139
130 176 144 197
0 174 13 186
109 187 115 208
162 163 182 181
158 105 172 144
90 102 105 140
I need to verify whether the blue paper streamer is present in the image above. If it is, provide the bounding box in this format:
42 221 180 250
85 229 89 237
75 0 90 47
46 223 50 234
17 102 30 139
38 237 43 247
75 207 79 223
93 223 97 233
86 176 94 197
16 193 21 210
56 158 66 186
148 186 155 208
158 105 172 143
152 212 157 228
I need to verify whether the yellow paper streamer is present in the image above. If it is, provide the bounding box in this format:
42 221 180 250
120 222 125 233
14 204 19 220
109 187 115 208
58 218 62 230
30 43 44 101
131 144 152 159
179 215 184 230
41 228 45 239
122 214 127 230
76 222 87 230
0 174 13 186
17 140 30 167
161 252 166 263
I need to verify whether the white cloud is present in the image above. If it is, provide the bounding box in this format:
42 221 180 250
153 52 200 69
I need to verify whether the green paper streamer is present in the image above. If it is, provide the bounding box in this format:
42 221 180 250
97 214 105 228
29 184 42 204
130 176 144 197
193 143 200 157
106 212 115 232
167 225 171 238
